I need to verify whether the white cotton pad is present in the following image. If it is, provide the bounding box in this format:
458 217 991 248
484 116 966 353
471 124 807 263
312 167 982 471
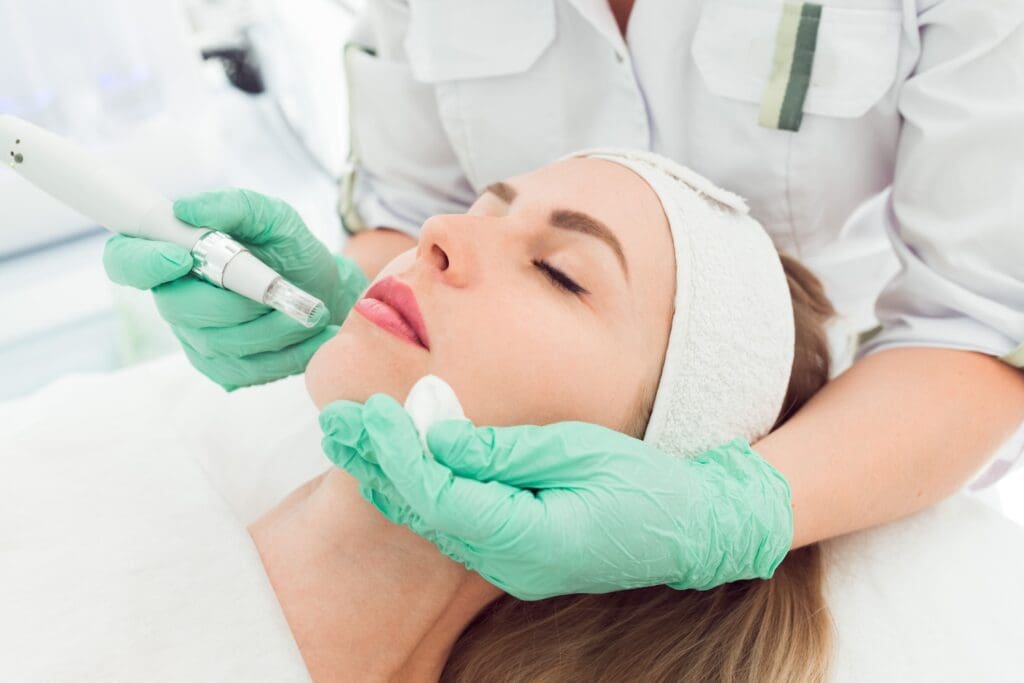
403 375 467 449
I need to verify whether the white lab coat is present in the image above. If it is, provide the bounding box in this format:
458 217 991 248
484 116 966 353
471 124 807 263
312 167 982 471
340 0 1024 479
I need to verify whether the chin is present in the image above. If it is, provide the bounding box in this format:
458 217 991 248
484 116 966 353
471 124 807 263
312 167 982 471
304 318 425 410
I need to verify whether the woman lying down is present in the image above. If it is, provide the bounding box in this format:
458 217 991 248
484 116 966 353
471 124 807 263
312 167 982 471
248 149 837 681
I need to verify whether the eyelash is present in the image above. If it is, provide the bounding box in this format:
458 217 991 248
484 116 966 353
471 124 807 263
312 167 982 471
533 259 587 296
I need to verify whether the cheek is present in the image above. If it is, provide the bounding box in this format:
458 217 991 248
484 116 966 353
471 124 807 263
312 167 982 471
378 249 416 277
431 298 641 430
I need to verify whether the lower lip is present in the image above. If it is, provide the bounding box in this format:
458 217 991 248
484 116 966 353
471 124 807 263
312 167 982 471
353 298 426 350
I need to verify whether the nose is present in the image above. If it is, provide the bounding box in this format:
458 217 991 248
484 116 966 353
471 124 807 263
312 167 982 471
416 214 478 287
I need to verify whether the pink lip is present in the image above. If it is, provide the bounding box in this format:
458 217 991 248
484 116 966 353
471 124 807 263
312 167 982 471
353 276 430 351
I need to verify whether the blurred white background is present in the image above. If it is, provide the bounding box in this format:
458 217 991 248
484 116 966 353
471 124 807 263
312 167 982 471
0 0 360 396
1 0 1021 522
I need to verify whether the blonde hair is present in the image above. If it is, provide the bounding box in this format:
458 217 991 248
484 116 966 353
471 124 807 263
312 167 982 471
442 253 836 682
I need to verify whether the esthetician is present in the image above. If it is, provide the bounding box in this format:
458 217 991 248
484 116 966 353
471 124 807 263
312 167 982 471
102 1 1024 599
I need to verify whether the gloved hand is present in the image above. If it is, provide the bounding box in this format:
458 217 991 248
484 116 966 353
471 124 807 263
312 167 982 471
319 394 794 601
103 189 368 390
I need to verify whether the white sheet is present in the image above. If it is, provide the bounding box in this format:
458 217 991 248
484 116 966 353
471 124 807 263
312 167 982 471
824 496 1024 681
0 355 320 682
2 353 1023 681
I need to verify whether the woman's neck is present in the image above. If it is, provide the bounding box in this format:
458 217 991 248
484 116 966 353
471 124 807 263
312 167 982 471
248 470 502 681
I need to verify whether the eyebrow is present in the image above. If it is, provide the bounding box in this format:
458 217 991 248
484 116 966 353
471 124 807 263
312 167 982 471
485 181 518 203
484 182 629 279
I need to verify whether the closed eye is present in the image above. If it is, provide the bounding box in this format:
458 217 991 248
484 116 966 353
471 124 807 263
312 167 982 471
533 259 587 296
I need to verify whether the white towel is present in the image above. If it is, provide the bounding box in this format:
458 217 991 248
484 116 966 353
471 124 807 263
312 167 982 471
573 149 794 459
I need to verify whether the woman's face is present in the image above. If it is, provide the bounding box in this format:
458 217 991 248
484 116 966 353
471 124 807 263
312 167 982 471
306 157 675 431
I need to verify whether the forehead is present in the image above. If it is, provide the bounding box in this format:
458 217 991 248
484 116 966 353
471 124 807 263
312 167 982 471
509 157 660 225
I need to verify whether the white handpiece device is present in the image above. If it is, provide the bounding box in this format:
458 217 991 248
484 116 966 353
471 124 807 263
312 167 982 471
0 114 324 327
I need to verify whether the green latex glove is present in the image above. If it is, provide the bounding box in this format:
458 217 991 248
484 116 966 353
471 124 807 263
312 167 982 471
103 189 368 390
320 394 794 601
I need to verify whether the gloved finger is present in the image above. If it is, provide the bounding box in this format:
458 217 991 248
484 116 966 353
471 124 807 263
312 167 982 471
401 510 533 598
174 307 328 358
182 326 337 390
102 234 193 289
346 458 410 523
361 394 542 543
426 419 612 488
173 188 299 247
358 482 412 525
320 399 379 463
175 334 240 392
320 399 414 522
403 511 478 569
318 400 418 525
153 276 270 327
319 411 393 495
389 497 543 599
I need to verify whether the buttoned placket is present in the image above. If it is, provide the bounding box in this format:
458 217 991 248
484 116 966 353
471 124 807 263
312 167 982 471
564 0 651 149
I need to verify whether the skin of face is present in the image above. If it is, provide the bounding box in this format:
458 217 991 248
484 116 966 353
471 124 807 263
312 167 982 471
305 157 675 431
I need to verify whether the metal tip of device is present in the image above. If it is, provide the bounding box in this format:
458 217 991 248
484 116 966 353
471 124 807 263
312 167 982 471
264 278 326 328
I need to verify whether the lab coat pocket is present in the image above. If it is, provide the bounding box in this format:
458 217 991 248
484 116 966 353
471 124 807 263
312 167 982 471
690 1 904 253
403 0 559 189
692 1 901 119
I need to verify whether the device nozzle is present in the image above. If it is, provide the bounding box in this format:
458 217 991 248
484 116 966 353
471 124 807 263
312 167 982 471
264 278 326 328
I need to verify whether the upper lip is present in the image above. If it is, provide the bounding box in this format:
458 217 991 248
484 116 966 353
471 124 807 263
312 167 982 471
362 276 430 350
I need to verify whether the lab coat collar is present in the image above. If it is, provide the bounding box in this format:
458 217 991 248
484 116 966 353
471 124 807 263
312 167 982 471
563 0 628 52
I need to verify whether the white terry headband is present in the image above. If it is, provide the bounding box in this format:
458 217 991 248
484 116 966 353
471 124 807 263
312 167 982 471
572 149 796 458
